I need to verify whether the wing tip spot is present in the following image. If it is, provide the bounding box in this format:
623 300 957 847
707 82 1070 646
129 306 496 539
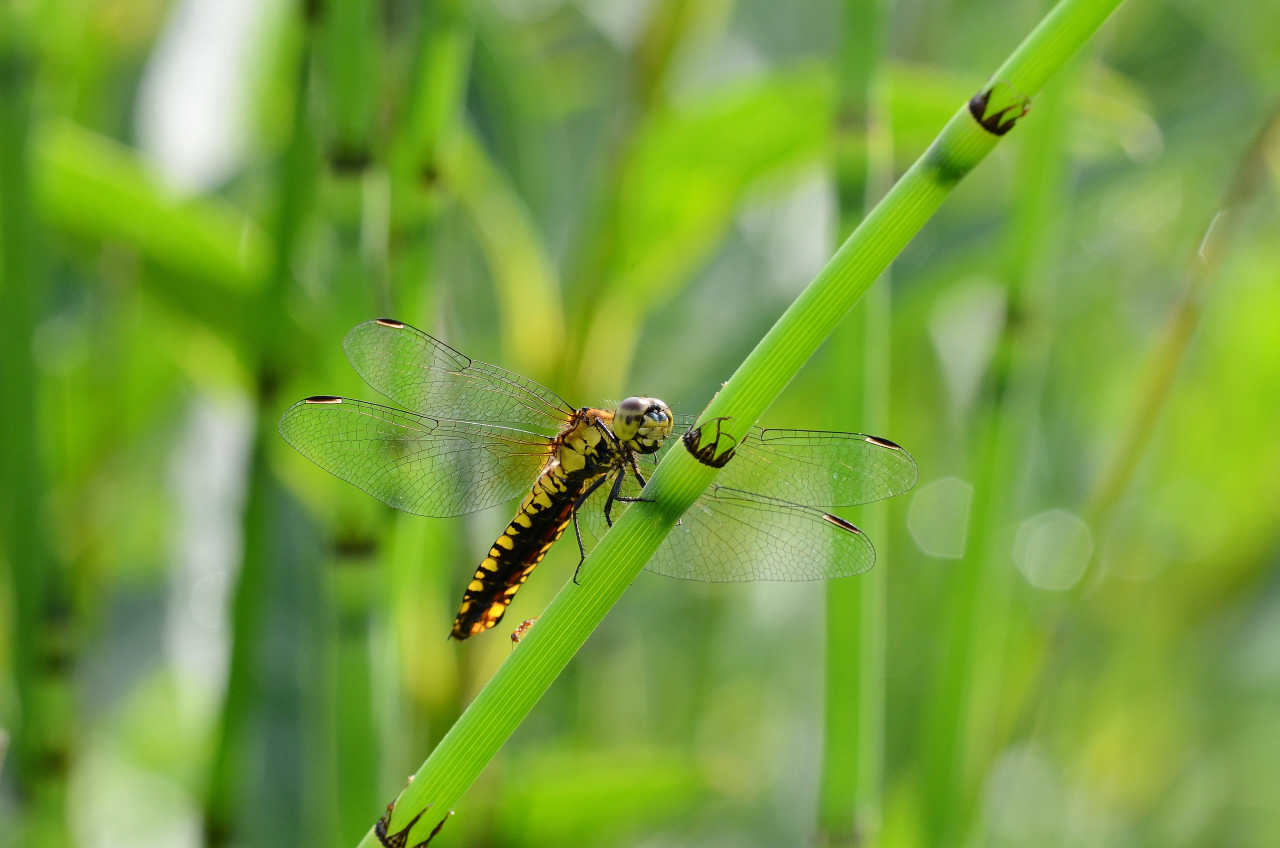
864 435 902 450
305 395 344 404
822 513 863 534
374 318 406 328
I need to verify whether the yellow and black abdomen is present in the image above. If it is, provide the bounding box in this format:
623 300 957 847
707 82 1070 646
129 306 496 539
450 467 594 640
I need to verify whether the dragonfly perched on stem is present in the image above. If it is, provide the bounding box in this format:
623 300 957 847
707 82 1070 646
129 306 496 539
279 319 917 640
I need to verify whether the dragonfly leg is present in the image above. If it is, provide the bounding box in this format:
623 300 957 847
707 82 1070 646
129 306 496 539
628 455 648 487
623 453 678 525
578 469 630 584
609 454 655 507
602 467 630 528
570 474 610 584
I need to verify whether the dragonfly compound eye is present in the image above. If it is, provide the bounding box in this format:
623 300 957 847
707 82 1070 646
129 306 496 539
612 397 648 440
628 398 672 453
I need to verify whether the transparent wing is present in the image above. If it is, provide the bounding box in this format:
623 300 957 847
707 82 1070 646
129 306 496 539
576 475 874 582
648 486 875 581
573 416 914 582
343 318 574 434
670 415 918 507
279 396 550 517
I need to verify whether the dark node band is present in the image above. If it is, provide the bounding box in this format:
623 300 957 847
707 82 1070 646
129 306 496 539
683 417 739 468
968 84 1030 136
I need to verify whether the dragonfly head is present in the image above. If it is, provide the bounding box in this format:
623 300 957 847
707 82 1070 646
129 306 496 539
612 396 673 454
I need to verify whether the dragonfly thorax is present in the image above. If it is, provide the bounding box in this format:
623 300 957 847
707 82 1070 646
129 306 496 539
611 396 673 454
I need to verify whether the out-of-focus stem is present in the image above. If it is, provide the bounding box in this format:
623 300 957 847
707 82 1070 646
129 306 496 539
818 0 895 844
0 12 74 847
921 74 1072 845
1087 107 1280 523
203 32 320 848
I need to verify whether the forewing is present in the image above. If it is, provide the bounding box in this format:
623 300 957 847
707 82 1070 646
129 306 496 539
279 396 550 517
343 319 574 433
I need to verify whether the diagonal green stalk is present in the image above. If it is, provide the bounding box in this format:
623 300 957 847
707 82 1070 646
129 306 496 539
358 0 1125 843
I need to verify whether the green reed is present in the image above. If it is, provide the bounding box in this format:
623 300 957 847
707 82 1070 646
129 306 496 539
359 1 1128 844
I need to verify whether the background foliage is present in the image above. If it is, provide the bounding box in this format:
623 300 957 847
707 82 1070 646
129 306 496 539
1 0 1278 846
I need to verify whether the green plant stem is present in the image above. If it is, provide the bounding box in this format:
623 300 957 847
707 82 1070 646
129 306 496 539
204 39 320 848
329 545 384 846
562 0 705 385
389 0 471 325
920 70 1075 845
818 0 895 844
316 0 378 166
1086 105 1280 523
316 4 390 832
358 0 1125 843
989 103 1280 807
318 111 385 848
447 126 564 378
976 99 1280 848
0 13 74 848
384 1 474 765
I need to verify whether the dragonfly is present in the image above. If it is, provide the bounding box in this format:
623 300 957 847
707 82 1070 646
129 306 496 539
279 319 918 640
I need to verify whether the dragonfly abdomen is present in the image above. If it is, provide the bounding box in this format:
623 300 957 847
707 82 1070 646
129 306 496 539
450 466 592 640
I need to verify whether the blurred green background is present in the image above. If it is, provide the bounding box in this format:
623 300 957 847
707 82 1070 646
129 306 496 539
1 0 1278 846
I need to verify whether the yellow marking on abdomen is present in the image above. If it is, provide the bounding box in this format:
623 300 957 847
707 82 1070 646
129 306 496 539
449 466 599 640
